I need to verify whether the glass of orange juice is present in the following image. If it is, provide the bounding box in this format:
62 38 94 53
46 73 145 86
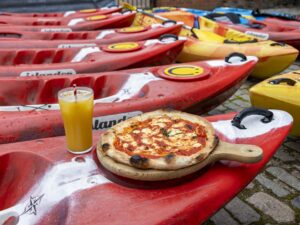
58 86 94 154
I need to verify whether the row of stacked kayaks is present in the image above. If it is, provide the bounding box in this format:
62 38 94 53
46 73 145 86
0 3 298 146
148 5 300 136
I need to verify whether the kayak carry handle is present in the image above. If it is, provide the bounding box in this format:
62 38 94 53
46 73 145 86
224 39 257 44
270 42 286 47
162 20 177 26
225 52 247 64
231 107 274 129
269 78 296 86
159 34 178 42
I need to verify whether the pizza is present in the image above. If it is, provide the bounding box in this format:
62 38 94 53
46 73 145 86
98 109 218 170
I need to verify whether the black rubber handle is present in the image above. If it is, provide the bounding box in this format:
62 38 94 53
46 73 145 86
269 78 296 86
162 20 177 25
225 52 247 63
270 42 286 47
159 34 178 42
224 38 258 44
231 107 274 129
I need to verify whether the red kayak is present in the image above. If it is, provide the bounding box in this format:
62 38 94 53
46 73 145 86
0 108 292 225
0 6 121 18
0 54 257 144
228 20 300 50
0 23 182 49
203 13 300 51
0 11 124 27
0 11 136 32
264 17 300 29
0 36 185 77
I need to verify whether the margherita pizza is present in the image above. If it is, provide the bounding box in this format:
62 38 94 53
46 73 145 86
98 109 218 170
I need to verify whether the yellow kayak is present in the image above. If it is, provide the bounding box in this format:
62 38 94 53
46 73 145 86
132 11 298 79
250 71 300 136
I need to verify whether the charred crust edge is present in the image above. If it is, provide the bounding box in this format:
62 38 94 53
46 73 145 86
164 153 175 163
102 143 110 152
129 154 149 169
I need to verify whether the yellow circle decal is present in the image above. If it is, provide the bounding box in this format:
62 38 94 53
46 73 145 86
80 9 97 13
86 15 107 21
164 66 204 77
107 42 140 50
119 26 146 33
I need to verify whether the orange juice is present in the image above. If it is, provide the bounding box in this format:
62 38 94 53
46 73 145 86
58 87 94 154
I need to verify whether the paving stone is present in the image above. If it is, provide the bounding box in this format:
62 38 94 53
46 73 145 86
224 102 240 110
246 182 254 190
266 167 300 191
233 99 251 108
291 170 300 180
284 141 300 152
247 192 295 223
214 105 227 112
255 174 290 197
274 147 295 162
240 94 250 101
207 109 223 116
291 196 300 209
225 197 260 225
210 209 239 225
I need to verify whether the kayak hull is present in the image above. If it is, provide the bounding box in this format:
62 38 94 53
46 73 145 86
0 12 136 32
250 72 300 136
0 39 185 77
133 12 298 79
0 24 182 49
0 7 122 18
0 110 292 225
177 38 298 79
0 57 258 144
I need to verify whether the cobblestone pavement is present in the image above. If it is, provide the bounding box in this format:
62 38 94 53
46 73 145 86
203 61 300 225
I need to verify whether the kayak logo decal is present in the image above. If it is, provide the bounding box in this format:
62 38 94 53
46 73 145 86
80 9 97 13
93 111 142 130
41 28 72 32
158 65 210 81
21 194 45 216
86 15 107 21
20 69 76 77
164 65 204 77
245 31 269 40
58 43 97 49
103 42 142 52
117 26 147 33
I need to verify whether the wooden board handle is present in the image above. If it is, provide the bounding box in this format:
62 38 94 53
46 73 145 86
210 141 263 164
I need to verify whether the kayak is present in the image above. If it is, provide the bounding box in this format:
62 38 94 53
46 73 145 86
0 23 182 49
250 71 300 136
0 6 122 18
133 11 298 79
201 13 300 51
0 11 125 27
0 11 136 32
0 55 258 143
214 7 300 28
0 37 185 77
0 108 292 225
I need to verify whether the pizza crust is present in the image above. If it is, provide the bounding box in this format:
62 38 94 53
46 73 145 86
97 142 216 181
99 109 217 170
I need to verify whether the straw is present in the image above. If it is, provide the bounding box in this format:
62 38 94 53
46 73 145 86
73 84 77 101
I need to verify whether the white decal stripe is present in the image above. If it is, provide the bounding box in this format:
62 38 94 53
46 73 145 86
67 18 84 26
212 110 293 140
0 72 161 112
71 47 101 62
63 11 75 17
95 30 115 39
